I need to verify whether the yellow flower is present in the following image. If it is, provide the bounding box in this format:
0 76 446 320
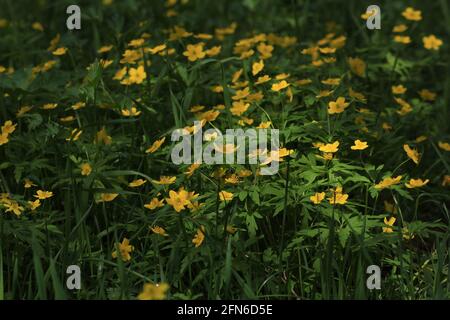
383 217 396 233
113 67 127 81
271 80 289 92
423 35 443 51
348 57 366 77
328 187 349 205
192 226 205 248
252 60 264 76
375 176 402 190
257 42 274 59
144 197 164 210
128 38 145 48
148 44 167 54
415 135 427 143
150 226 168 236
405 178 429 189
32 22 44 31
185 163 201 177
310 192 325 204
392 85 407 95
121 106 141 117
128 66 147 84
418 89 436 101
137 283 169 300
438 141 450 151
153 176 176 185
232 87 250 100
230 101 250 116
2 132 11 144
319 47 336 54
71 102 86 110
4 201 24 216
80 163 92 176
95 127 112 145
205 46 221 57
42 103 58 110
442 175 450 187
225 174 240 184
183 43 206 62
166 189 190 212
403 144 420 164
402 7 422 21
328 97 349 114
99 193 119 202
112 238 134 262
321 78 340 86
351 140 368 150
257 121 271 129
66 128 82 142
319 141 339 153
34 190 54 200
28 199 41 211
97 45 113 54
24 178 36 189
129 179 146 187
392 24 408 33
52 47 68 56
219 190 234 202
393 35 411 44
1 120 16 135
255 75 271 85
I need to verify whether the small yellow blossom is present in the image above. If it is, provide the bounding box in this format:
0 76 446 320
310 192 325 204
351 140 368 150
137 283 169 300
112 238 134 262
80 163 92 176
405 178 429 189
383 217 396 233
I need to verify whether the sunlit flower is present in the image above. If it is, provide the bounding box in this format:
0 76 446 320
351 140 368 150
375 176 402 190
153 176 176 185
219 190 234 202
348 57 365 77
166 189 190 212
145 137 165 154
310 192 325 204
34 190 54 200
252 60 264 76
150 226 168 236
392 85 407 95
4 201 24 216
328 97 349 114
438 141 450 151
423 35 443 50
112 238 134 262
405 178 429 189
319 141 339 153
138 283 169 300
192 226 205 248
403 144 420 164
52 47 67 56
183 43 206 62
271 80 289 92
99 193 119 202
144 197 164 210
80 163 92 176
129 179 146 187
402 7 422 21
383 217 396 233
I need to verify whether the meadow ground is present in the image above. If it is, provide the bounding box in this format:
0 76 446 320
0 0 449 300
